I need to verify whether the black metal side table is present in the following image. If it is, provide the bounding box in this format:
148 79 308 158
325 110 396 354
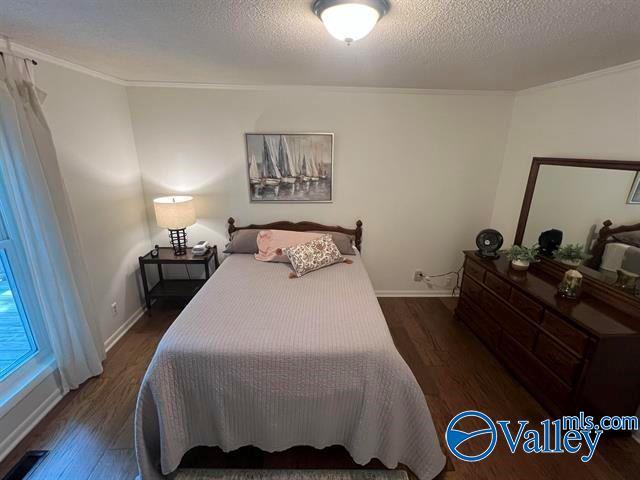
138 246 219 312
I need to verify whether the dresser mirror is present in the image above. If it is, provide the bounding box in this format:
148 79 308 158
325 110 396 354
515 158 640 307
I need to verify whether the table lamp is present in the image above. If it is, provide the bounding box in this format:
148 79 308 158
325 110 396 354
153 196 196 256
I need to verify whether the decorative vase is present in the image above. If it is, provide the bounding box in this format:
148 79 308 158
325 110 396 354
557 269 583 300
511 259 530 271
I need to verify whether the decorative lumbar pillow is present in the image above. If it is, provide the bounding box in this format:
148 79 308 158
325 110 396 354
255 230 323 262
312 231 356 255
284 234 344 277
223 229 260 254
621 246 640 273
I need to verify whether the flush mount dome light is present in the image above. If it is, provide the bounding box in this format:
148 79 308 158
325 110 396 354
313 0 390 45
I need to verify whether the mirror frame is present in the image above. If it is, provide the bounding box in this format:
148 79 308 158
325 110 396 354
514 157 640 316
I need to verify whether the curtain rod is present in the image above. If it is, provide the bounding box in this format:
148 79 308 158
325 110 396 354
0 51 38 65
0 36 38 65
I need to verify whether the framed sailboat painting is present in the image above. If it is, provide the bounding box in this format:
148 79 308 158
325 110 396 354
245 133 333 202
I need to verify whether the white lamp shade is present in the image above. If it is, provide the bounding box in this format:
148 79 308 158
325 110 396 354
153 196 196 230
320 3 381 43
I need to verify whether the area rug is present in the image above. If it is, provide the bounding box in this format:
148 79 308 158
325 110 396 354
174 469 409 480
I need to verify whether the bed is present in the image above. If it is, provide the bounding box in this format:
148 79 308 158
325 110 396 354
135 219 446 480
587 219 640 275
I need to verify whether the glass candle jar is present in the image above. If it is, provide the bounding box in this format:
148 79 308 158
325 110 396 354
557 269 583 300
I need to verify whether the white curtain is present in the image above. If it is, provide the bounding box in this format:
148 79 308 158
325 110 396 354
0 52 104 392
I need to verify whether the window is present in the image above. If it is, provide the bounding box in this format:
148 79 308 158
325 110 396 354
0 249 37 379
0 204 50 401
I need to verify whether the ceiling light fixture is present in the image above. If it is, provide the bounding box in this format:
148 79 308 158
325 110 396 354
313 0 390 45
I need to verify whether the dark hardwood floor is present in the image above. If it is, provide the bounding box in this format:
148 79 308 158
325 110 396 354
0 298 638 479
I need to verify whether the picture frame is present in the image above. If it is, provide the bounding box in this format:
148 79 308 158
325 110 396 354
245 133 333 203
628 172 640 204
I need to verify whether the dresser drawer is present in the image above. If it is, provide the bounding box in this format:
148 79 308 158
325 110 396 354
510 289 543 323
485 272 511 299
482 291 537 350
541 311 589 357
534 333 582 385
458 298 501 350
499 332 572 413
464 258 486 283
461 275 483 303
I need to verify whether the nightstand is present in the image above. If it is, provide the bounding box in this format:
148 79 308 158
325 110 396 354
138 246 219 312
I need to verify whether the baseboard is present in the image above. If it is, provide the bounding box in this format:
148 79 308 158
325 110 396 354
104 305 146 353
0 388 63 464
375 290 458 297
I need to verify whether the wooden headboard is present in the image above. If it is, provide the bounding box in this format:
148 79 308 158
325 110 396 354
228 217 363 252
586 219 640 270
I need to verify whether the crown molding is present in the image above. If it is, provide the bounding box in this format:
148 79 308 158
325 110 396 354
8 43 512 96
517 58 640 96
8 42 127 85
125 79 514 96
9 42 640 96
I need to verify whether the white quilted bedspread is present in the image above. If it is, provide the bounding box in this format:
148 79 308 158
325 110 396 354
135 253 446 479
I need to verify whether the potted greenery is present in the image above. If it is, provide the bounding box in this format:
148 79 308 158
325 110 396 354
505 245 540 271
555 243 589 267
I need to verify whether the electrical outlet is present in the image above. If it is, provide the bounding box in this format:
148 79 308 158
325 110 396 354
111 302 118 316
413 270 424 282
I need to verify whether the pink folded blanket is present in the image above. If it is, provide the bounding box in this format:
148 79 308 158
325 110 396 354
255 229 322 262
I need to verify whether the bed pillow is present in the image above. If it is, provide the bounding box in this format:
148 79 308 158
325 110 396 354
223 229 260 254
612 231 640 248
621 246 640 274
255 230 323 262
312 231 356 255
284 234 344 277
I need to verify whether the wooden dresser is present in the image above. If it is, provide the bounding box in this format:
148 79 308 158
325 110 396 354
456 251 640 418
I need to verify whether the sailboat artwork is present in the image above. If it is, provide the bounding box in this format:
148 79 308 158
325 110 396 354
245 133 333 202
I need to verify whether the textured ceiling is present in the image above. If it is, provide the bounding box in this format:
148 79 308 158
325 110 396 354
1 0 640 90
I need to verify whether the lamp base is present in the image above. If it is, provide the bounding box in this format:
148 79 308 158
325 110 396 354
168 228 187 256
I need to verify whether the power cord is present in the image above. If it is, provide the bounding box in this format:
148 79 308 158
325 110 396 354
418 264 464 296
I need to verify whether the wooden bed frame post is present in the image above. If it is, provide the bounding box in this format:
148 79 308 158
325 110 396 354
228 217 237 237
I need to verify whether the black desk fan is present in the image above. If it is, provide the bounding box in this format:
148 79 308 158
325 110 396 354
475 229 504 258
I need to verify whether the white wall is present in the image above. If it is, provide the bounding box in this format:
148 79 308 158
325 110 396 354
491 65 640 242
36 61 150 341
0 59 150 461
127 87 514 294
